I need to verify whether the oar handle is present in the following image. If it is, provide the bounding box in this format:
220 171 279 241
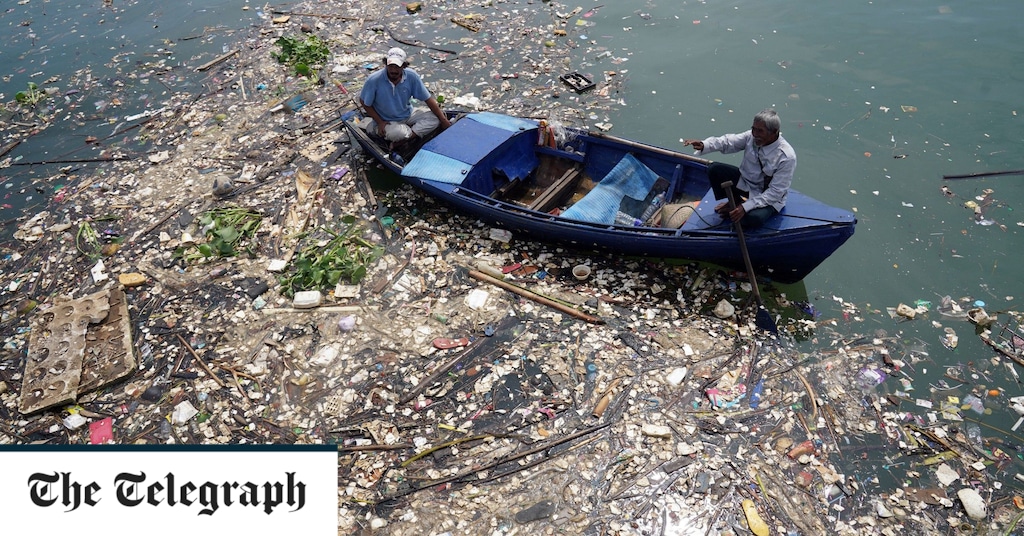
721 181 763 305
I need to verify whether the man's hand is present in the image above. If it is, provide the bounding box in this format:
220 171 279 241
377 121 389 137
714 202 746 223
726 204 746 223
426 96 450 131
683 139 704 151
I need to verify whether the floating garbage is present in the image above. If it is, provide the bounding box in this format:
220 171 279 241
1 2 1022 535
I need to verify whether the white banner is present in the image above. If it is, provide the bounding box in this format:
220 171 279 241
0 447 337 534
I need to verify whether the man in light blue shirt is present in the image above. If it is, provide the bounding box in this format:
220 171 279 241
684 108 795 228
359 47 450 150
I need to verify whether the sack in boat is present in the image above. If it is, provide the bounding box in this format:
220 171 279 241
658 201 700 228
384 122 413 142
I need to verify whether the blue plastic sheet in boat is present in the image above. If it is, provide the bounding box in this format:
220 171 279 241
402 113 537 185
562 153 660 224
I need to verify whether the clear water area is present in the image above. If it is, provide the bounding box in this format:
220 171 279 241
1 0 266 233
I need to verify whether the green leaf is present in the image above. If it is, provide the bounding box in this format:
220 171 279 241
351 265 367 284
216 225 240 243
215 240 235 256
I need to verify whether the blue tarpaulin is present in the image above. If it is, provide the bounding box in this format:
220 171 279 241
562 153 659 224
402 113 537 185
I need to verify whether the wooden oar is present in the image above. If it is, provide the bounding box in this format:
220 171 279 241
722 181 778 333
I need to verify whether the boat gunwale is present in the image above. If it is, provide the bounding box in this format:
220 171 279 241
342 112 856 283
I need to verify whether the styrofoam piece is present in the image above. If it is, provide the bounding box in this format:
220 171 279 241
79 287 137 393
19 290 111 414
171 400 199 425
91 259 109 283
293 290 322 309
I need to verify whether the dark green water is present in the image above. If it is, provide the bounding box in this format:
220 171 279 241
1 0 265 223
591 0 1024 460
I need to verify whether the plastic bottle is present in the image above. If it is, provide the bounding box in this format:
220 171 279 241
614 211 643 226
855 368 886 394
749 379 764 409
965 421 983 447
430 312 449 324
640 192 666 223
158 420 172 440
963 394 984 414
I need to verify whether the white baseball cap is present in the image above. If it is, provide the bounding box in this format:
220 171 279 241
386 47 407 66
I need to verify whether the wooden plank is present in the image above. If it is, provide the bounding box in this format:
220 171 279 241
195 49 239 72
529 167 582 213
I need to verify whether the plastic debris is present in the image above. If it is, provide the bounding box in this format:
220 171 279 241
0 3 1020 535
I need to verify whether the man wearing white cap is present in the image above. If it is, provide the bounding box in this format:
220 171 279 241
359 47 450 150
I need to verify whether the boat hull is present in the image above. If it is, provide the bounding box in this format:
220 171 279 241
344 111 855 284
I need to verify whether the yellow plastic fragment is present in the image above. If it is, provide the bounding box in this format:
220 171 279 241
118 273 147 287
741 499 770 536
922 450 958 466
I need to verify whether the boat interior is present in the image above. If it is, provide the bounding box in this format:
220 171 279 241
357 111 714 229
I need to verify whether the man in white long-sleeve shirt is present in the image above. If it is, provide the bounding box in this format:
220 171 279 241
683 108 795 229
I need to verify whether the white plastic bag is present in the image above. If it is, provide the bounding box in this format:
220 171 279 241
384 122 413 142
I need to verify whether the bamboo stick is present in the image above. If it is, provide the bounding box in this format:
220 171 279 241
195 49 239 72
468 269 603 324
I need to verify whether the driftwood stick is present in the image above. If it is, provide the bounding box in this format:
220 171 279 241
0 140 21 158
943 169 1024 180
8 156 133 166
338 443 413 453
793 369 818 421
468 269 603 324
176 333 227 388
271 10 359 21
380 423 610 503
195 49 239 72
401 434 496 467
821 404 844 459
397 338 482 405
130 201 186 244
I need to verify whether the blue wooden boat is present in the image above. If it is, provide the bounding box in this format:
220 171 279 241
344 111 856 284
